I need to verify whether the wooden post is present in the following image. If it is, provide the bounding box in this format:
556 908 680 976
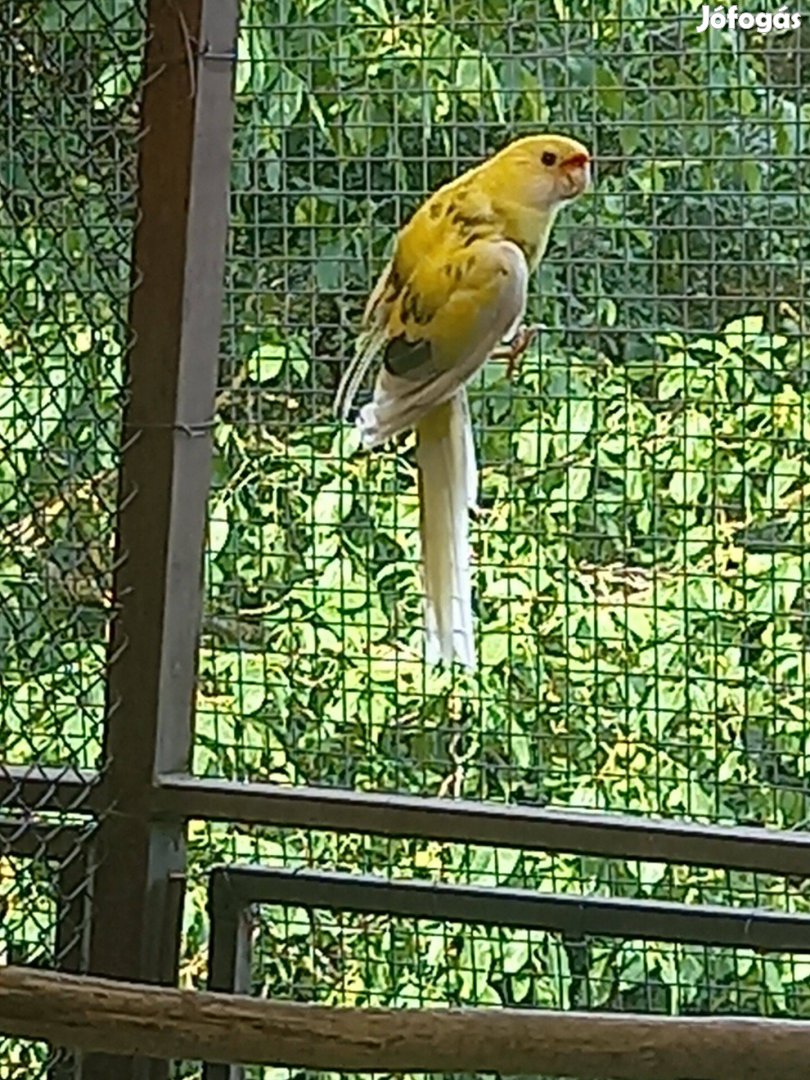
85 2 238 1078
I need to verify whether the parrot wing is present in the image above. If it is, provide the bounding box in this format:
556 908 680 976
357 237 528 448
333 257 395 421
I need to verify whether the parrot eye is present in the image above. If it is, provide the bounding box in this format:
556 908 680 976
541 151 557 166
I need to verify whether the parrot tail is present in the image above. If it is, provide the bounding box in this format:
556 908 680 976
416 391 477 669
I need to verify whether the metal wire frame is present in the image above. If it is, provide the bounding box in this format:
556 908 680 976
0 818 92 975
201 864 810 1080
0 1 147 1076
77 2 240 1079
7 764 810 876
207 865 810 958
6 757 810 1077
192 17 810 1076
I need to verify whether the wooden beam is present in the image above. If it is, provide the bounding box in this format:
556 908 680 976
0 966 806 1079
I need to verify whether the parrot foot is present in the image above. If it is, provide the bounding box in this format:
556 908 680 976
492 323 541 378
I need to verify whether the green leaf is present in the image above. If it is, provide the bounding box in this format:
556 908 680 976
268 67 306 129
595 66 623 114
246 343 285 383
619 126 641 155
741 159 762 193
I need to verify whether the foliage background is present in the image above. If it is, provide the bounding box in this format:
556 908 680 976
2 0 810 1076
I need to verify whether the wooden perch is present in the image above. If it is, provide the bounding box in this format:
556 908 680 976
0 965 807 1078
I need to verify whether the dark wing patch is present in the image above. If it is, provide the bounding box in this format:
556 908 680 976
383 336 434 378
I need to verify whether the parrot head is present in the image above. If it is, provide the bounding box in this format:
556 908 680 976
491 133 592 210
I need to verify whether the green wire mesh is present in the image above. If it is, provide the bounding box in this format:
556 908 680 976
199 1 810 819
247 910 810 1015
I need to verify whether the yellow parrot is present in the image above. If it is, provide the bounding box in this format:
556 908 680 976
335 133 591 669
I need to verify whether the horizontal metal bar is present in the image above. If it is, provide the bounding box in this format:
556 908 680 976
212 866 810 953
8 764 809 882
156 774 810 877
0 816 92 860
0 766 103 814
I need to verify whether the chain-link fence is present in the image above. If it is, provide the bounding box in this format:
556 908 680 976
1 2 145 1076
1 0 810 1078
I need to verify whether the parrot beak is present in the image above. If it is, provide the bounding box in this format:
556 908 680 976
558 151 591 199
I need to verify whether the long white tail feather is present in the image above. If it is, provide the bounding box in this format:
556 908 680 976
417 393 475 669
334 328 386 420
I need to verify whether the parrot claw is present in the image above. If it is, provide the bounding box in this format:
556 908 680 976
492 323 541 378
